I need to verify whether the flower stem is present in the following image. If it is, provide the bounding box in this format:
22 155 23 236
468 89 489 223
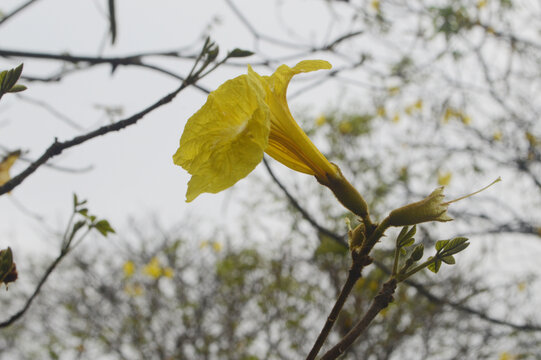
320 278 398 360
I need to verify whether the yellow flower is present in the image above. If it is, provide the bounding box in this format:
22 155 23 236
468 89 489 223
0 150 21 187
212 242 222 252
173 60 339 202
388 86 400 96
122 260 136 278
163 267 174 279
392 113 400 123
338 121 353 134
493 131 502 141
124 283 144 297
477 0 487 9
142 257 162 279
498 352 517 360
315 115 326 127
376 106 386 117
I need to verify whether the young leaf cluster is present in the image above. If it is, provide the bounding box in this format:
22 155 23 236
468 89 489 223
61 195 116 256
0 64 26 101
72 194 115 239
392 225 470 281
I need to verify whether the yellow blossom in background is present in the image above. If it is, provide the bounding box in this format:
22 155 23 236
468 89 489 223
338 121 353 134
123 260 136 278
173 60 339 201
525 131 538 146
498 352 517 360
315 114 326 127
477 0 487 9
124 283 144 297
438 171 452 186
442 107 470 124
388 86 400 96
392 113 400 123
517 282 526 292
142 257 162 279
0 150 21 187
376 106 386 117
371 0 380 12
493 131 502 141
163 267 174 279
199 240 209 249
443 107 453 123
405 100 422 116
212 242 223 252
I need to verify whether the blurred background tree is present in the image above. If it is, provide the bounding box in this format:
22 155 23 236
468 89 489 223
1 0 540 359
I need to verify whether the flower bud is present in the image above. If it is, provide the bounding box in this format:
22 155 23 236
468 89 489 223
388 187 452 226
348 223 365 251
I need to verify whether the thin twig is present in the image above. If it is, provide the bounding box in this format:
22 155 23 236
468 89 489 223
320 279 397 360
306 254 370 360
0 248 69 328
0 75 195 196
0 0 42 26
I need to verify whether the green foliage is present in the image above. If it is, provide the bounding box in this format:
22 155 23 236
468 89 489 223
0 247 17 288
427 237 469 274
0 64 26 100
228 48 255 58
72 194 115 239
431 6 474 38
396 225 416 249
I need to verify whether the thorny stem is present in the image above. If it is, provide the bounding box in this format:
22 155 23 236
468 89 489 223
320 279 397 360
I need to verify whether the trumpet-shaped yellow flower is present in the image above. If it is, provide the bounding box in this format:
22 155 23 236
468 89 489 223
173 60 339 202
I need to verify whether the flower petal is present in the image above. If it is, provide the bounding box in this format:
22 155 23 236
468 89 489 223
251 61 337 181
173 74 270 202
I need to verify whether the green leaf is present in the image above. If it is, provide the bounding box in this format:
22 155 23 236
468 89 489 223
228 48 255 58
396 226 409 243
410 244 424 261
0 247 14 275
0 64 24 94
7 84 27 93
400 238 415 248
441 237 469 255
397 225 416 248
441 255 456 264
94 219 115 237
77 208 89 217
72 220 87 234
435 239 449 252
427 258 442 273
